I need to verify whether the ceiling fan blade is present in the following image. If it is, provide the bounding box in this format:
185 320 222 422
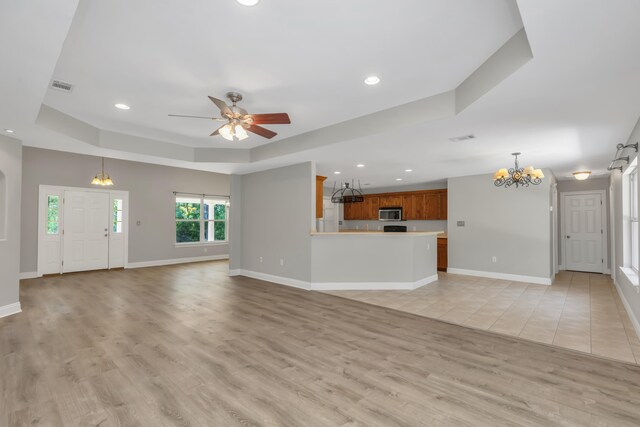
246 124 277 139
208 96 232 117
210 124 225 136
247 113 291 125
168 114 221 120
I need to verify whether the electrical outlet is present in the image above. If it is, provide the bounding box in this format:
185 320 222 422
492 256 497 263
259 256 263 263
136 220 141 226
203 247 207 253
377 225 381 230
280 259 284 266
427 243 431 250
412 226 417 231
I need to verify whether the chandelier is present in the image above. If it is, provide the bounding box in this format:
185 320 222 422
331 180 364 203
493 152 543 188
91 157 114 186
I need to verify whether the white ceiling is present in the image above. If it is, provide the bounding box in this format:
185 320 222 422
43 0 522 148
5 0 640 188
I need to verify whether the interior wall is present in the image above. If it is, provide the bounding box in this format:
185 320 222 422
20 147 230 273
556 177 611 270
447 170 552 280
0 136 22 310
231 162 314 282
611 116 640 330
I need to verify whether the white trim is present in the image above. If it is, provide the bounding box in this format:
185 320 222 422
234 269 311 290
175 241 228 248
311 274 439 291
19 272 39 280
0 302 21 319
126 254 228 269
231 270 439 291
559 190 608 273
613 276 640 340
619 266 640 287
558 264 565 271
447 268 552 285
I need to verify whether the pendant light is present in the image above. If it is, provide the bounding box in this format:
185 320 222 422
91 157 114 186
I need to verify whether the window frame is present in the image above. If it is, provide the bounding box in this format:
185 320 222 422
629 166 639 273
174 194 229 246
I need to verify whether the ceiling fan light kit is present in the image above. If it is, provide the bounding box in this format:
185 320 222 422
169 92 290 142
493 152 544 188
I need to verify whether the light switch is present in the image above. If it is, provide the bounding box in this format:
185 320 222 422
457 221 465 227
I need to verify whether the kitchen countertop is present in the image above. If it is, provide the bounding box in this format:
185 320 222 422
311 230 445 236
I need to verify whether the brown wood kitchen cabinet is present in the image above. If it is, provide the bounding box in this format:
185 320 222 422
315 176 327 218
340 189 447 221
437 237 447 271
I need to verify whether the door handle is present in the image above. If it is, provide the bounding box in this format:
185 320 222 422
104 234 108 237
566 235 570 239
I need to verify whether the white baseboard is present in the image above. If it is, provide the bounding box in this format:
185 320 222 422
127 254 229 269
19 272 38 280
559 264 565 271
233 270 439 291
234 269 311 290
613 275 640 340
311 274 439 291
447 268 552 285
0 302 21 319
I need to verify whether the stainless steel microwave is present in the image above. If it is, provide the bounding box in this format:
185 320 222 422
379 207 403 221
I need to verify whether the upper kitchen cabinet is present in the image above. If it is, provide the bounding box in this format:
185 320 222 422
342 189 447 221
316 176 327 218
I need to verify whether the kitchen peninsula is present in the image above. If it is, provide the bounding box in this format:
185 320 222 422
310 230 442 290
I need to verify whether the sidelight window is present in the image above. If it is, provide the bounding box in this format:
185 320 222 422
630 167 638 272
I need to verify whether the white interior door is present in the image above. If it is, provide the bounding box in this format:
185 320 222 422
63 191 110 273
564 193 603 273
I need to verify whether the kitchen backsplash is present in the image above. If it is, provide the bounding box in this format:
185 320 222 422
341 220 447 232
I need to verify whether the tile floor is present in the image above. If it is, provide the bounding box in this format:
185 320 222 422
324 271 640 364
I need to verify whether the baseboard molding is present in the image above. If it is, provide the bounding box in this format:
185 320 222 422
613 275 640 340
234 269 311 290
311 274 439 291
19 272 38 280
127 254 229 269
233 270 439 291
447 268 552 285
0 302 21 319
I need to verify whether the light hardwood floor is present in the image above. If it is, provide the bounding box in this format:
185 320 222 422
326 271 640 365
2 261 640 426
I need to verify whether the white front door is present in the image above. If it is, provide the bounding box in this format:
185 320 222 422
564 193 603 273
63 191 110 273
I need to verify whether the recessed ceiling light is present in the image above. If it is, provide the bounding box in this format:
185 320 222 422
405 169 413 172
5 129 14 133
114 103 130 110
396 178 403 181
364 76 380 85
356 164 365 168
237 0 260 5
334 171 341 175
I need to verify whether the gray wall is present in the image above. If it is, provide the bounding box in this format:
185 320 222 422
448 170 552 279
232 162 314 282
612 117 640 327
21 147 230 272
0 136 22 308
556 177 611 269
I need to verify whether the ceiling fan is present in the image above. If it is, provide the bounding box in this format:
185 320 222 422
169 92 291 141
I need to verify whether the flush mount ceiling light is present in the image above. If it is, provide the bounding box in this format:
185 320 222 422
334 171 341 175
396 178 403 181
364 76 380 85
493 152 544 188
4 129 14 133
237 0 260 5
114 103 130 110
356 164 365 168
572 171 592 180
405 169 413 172
331 180 365 204
91 157 114 186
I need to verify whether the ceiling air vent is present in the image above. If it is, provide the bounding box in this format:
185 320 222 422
449 134 476 142
50 80 74 93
